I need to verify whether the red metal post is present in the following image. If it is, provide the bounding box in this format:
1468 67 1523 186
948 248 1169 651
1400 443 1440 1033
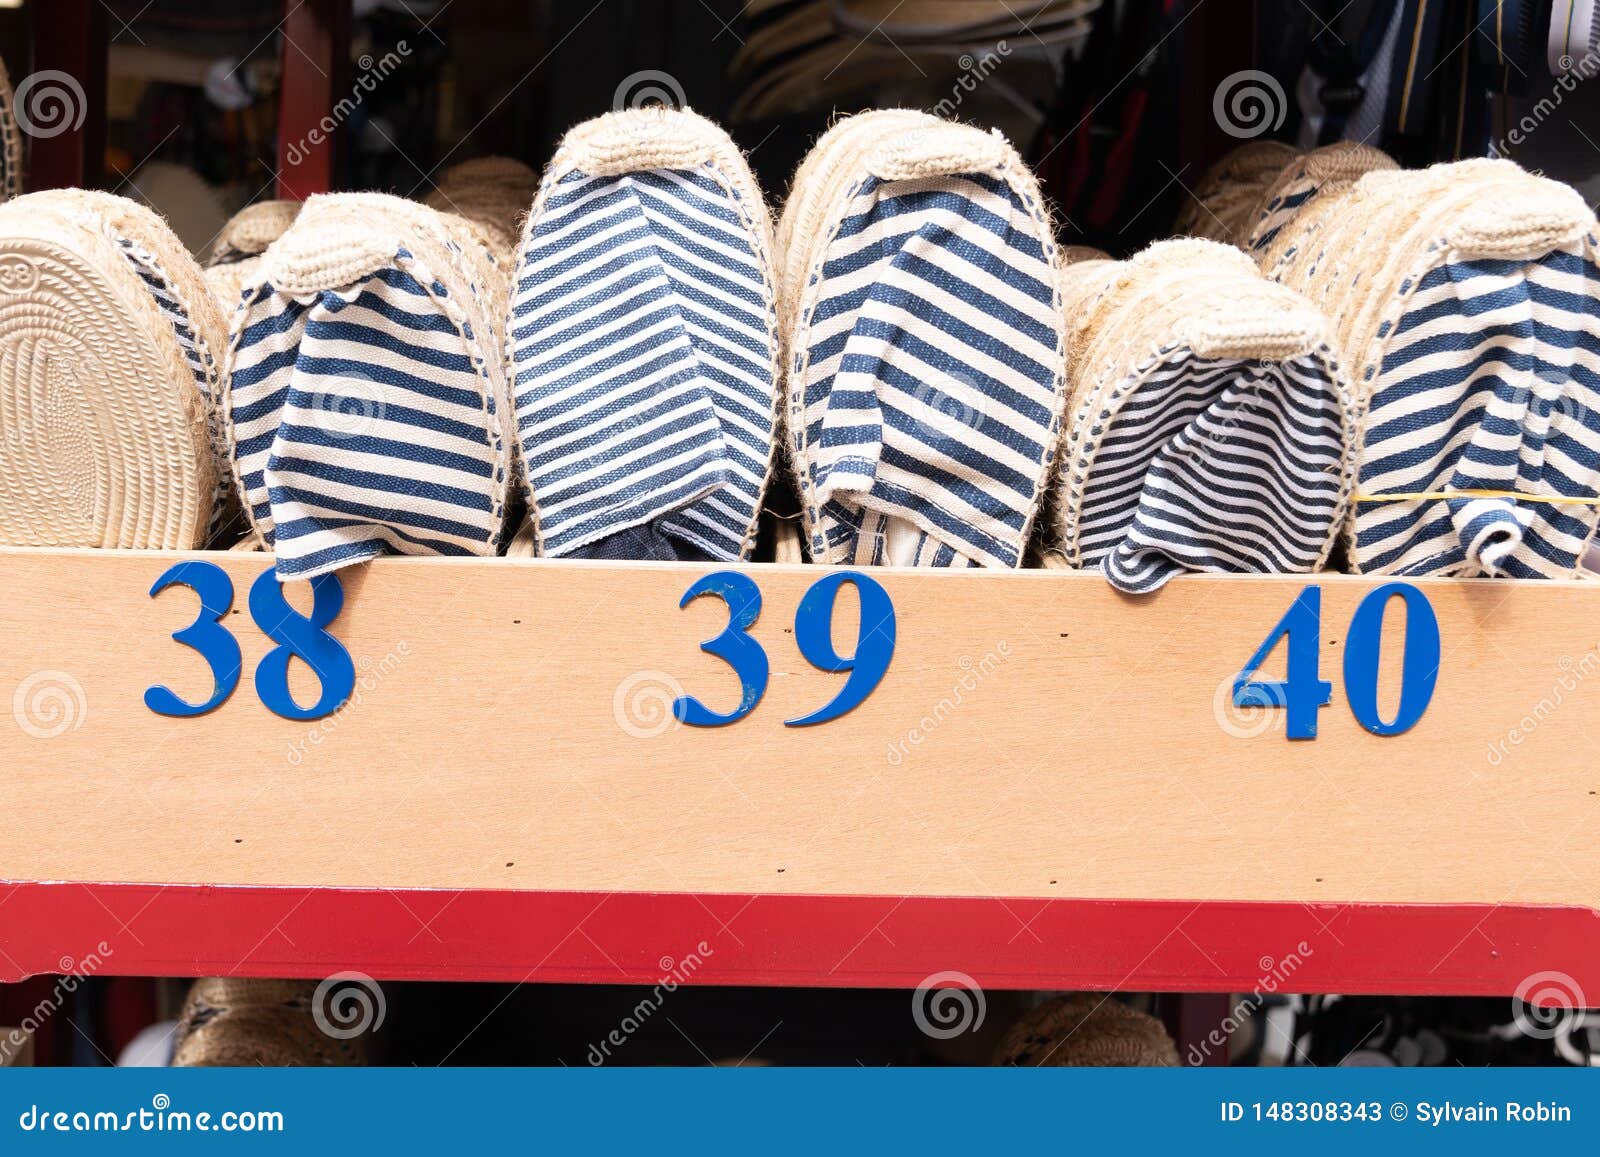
276 0 350 200
26 0 107 190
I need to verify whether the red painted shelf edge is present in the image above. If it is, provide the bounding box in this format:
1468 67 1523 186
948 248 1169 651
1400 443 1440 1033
1 883 1595 998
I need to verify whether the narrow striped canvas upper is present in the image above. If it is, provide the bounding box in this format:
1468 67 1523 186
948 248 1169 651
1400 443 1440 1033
117 237 230 536
227 249 508 579
796 172 1061 569
509 164 776 561
1071 352 1350 593
1355 246 1600 577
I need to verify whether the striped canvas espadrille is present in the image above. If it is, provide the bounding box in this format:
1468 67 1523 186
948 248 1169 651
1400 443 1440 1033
1053 238 1356 593
204 199 301 314
1172 140 1299 246
0 190 230 548
1268 159 1600 578
1242 141 1397 260
224 193 515 579
506 108 779 562
781 110 1067 569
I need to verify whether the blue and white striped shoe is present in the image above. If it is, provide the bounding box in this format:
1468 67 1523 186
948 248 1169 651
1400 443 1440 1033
1268 159 1600 578
1054 239 1357 594
0 190 230 548
506 108 779 562
1244 142 1396 261
224 193 515 579
780 110 1067 569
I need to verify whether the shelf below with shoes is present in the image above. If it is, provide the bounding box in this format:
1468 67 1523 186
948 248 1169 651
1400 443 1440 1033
0 547 1596 996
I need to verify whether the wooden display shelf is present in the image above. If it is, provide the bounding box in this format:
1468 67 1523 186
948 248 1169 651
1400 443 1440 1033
1 547 1597 996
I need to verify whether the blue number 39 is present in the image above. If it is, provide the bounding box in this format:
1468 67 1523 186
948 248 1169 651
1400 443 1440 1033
673 570 897 728
145 562 355 721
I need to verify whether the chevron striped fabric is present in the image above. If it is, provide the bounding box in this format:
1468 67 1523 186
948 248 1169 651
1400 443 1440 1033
1058 242 1354 594
792 168 1064 569
226 197 511 580
509 120 777 561
1355 250 1600 576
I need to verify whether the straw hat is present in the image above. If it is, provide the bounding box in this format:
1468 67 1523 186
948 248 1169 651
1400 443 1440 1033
1245 141 1396 265
171 979 363 1067
203 199 302 313
1267 158 1600 577
1053 237 1356 592
0 189 229 549
993 995 1180 1066
1172 139 1298 245
833 0 1099 45
422 156 538 262
507 107 779 561
0 57 20 202
780 109 1067 568
223 192 514 578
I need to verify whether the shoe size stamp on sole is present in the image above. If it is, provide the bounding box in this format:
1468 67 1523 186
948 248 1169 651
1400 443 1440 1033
671 569 896 728
144 561 355 722
1228 582 1440 740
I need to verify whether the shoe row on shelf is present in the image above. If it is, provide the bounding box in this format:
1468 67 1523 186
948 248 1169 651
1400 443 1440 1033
0 104 1596 589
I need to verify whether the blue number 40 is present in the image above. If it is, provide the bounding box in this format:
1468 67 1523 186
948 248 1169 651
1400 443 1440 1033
1233 583 1440 739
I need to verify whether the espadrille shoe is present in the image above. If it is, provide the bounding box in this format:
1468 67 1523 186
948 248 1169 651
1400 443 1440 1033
1054 238 1356 593
1172 139 1299 245
424 155 538 263
506 108 779 562
171 979 363 1067
204 199 301 312
781 110 1067 568
993 995 1180 1067
224 192 514 579
1268 159 1600 578
0 57 20 202
1242 141 1396 259
0 190 230 548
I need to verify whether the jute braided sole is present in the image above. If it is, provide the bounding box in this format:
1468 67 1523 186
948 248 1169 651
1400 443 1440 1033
0 231 211 548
